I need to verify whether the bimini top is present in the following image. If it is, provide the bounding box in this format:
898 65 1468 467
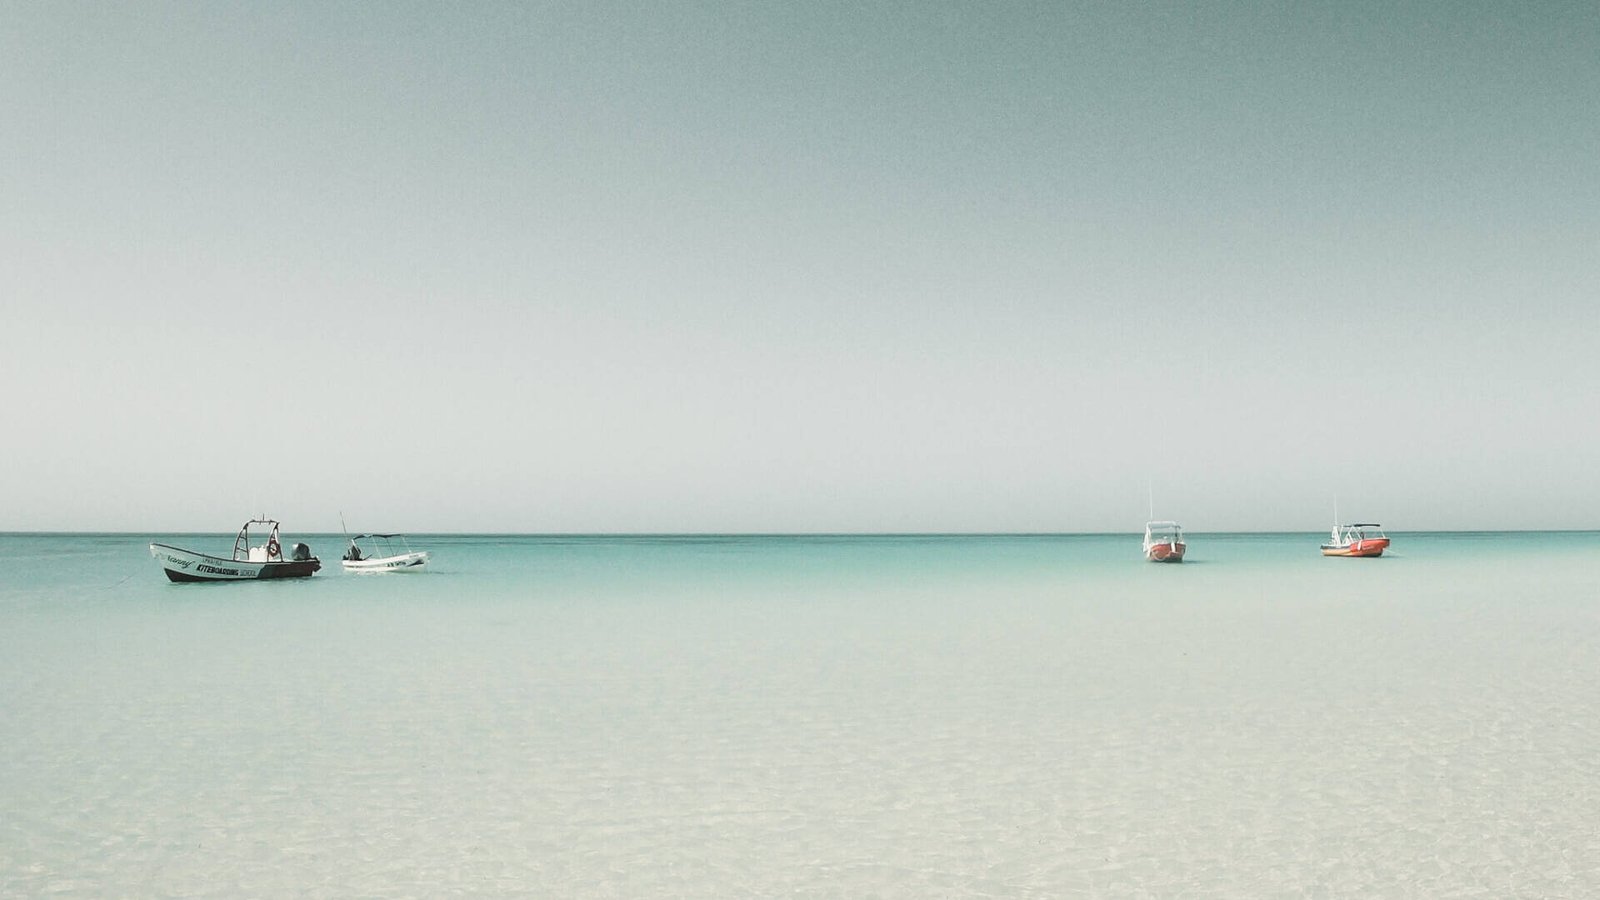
1339 523 1383 528
351 533 406 540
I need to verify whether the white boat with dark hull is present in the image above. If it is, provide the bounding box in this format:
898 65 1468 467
150 519 320 582
342 533 429 572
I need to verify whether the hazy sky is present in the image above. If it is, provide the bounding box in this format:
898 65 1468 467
4 2 1598 533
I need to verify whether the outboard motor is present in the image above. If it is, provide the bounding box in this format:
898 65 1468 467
292 542 313 562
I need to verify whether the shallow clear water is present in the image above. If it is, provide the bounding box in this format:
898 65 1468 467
2 532 1598 896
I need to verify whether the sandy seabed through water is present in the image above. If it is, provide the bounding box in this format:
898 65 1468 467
2 533 1598 896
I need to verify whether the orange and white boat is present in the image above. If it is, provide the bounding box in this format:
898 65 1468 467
1143 520 1186 563
1321 523 1389 557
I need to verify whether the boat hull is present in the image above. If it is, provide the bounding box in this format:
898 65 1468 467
150 543 320 582
1320 539 1389 558
1145 541 1186 563
342 551 430 572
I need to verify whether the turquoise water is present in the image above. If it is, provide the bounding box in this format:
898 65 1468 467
3 532 1597 895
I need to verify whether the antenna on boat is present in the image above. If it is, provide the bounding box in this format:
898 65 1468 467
340 512 350 543
1147 480 1154 521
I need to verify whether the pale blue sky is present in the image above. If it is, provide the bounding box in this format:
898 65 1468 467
4 2 1598 532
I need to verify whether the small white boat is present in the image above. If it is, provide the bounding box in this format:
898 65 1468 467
150 519 321 582
1143 520 1186 563
1142 485 1186 562
342 533 430 572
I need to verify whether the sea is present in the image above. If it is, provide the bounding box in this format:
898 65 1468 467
2 531 1597 897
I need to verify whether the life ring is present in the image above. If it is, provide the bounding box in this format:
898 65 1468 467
267 536 281 559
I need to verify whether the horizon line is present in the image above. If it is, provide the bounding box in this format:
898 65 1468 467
4 528 1598 538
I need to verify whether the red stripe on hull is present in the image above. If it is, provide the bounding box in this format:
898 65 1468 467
1145 542 1186 562
1320 542 1387 558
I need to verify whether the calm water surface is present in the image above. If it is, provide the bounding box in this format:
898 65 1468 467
2 532 1597 896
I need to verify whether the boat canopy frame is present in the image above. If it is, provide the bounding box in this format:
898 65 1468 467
345 532 418 561
232 519 284 562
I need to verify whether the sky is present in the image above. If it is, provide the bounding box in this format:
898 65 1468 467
3 1 1598 533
